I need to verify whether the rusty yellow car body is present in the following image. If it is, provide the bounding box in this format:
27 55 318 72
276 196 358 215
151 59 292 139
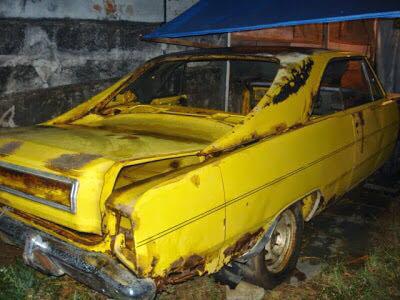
0 47 398 298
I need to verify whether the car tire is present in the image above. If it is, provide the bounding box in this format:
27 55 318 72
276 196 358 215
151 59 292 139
244 203 304 289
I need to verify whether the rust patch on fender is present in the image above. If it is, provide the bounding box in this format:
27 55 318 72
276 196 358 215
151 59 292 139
0 141 23 157
273 123 288 134
155 254 206 289
47 153 101 172
224 228 264 259
151 256 159 268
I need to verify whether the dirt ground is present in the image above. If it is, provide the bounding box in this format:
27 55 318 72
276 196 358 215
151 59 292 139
0 177 399 299
0 240 20 266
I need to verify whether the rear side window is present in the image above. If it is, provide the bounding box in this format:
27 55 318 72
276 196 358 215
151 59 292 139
313 58 374 116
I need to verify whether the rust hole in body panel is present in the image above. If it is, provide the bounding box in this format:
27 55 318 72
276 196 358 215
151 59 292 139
224 228 264 259
47 153 101 173
0 141 23 157
155 254 206 290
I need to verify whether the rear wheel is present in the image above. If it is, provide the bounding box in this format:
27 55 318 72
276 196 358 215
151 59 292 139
244 204 303 289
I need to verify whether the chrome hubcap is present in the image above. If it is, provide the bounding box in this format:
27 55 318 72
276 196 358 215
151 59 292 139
264 210 296 273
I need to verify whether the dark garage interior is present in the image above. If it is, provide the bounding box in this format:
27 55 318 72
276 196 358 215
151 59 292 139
0 1 400 299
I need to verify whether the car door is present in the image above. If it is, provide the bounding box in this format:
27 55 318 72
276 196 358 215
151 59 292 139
333 58 382 186
362 60 399 171
310 58 360 197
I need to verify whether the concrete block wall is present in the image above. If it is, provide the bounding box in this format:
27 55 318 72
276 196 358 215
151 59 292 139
0 0 197 23
0 19 166 96
0 0 227 127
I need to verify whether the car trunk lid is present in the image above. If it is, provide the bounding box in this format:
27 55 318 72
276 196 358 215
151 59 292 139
0 124 212 234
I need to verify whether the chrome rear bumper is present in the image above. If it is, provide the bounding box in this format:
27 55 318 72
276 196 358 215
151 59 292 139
0 213 156 300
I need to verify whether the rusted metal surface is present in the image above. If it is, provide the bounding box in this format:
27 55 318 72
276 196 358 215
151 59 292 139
271 57 314 104
224 228 264 259
0 165 72 207
46 153 101 172
2 206 103 246
0 141 23 157
155 254 206 289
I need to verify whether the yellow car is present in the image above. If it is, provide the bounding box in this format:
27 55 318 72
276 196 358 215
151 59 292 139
0 47 398 299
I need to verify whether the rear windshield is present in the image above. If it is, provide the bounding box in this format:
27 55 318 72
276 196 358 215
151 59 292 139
114 59 280 114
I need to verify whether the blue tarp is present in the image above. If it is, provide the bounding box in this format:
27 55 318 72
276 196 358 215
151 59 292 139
145 0 400 39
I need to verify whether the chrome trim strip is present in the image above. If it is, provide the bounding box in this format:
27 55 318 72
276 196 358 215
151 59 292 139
0 161 78 214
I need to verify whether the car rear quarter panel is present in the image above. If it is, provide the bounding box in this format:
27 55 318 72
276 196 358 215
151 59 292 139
0 138 115 234
116 162 226 282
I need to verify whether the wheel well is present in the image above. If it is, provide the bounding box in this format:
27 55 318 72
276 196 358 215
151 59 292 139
300 190 322 222
236 190 323 263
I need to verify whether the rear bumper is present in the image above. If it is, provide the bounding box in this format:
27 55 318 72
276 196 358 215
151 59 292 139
0 213 156 300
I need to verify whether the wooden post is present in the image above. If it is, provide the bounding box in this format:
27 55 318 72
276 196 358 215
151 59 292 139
322 23 329 49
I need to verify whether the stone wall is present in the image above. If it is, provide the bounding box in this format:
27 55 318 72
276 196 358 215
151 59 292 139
0 19 176 96
0 0 215 127
0 17 225 127
0 78 118 128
